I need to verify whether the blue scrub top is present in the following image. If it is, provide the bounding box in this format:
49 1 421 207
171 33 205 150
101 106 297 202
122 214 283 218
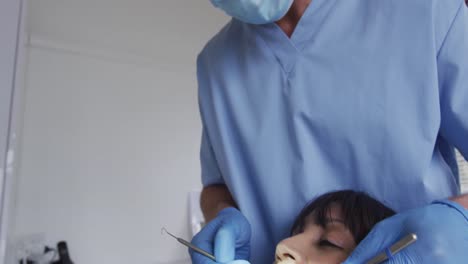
197 0 468 263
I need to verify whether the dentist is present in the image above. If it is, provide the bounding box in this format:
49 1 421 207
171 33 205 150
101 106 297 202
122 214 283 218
191 0 468 263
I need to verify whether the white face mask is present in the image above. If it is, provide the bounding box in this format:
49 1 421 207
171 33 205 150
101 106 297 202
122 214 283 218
210 0 294 24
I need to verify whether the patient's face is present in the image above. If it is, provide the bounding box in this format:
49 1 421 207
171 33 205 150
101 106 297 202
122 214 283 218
275 204 356 264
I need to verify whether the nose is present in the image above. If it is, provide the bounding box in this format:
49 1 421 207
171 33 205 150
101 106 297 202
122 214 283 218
275 242 303 264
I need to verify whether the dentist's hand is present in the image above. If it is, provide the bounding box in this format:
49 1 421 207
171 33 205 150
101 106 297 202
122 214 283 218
190 207 251 264
343 200 468 264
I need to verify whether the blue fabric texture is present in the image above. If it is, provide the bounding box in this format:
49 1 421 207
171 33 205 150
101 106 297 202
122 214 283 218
197 0 468 262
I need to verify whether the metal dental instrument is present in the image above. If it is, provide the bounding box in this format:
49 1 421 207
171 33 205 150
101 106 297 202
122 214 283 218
366 233 418 264
161 227 216 261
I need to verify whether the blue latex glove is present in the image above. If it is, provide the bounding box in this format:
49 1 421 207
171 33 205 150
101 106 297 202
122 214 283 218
343 200 468 264
190 207 251 264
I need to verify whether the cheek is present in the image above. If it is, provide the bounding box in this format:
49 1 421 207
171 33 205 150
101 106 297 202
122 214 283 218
305 248 351 264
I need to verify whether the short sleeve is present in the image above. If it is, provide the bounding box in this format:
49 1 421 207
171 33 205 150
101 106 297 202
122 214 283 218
200 127 224 186
197 53 225 186
438 2 468 161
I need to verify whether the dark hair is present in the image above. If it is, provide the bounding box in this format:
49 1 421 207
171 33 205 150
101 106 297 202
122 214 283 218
290 190 395 243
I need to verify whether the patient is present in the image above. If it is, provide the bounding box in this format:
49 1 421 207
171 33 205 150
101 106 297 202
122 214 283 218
275 190 395 264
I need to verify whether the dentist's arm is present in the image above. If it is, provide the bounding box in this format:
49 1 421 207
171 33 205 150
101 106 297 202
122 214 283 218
201 184 238 222
450 193 468 209
191 186 251 263
194 51 252 264
343 200 468 264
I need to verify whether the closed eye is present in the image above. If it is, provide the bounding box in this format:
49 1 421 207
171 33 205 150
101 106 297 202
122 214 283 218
318 239 344 250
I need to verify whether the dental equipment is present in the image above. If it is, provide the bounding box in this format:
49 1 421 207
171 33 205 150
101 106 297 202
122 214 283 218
161 227 216 261
366 233 417 264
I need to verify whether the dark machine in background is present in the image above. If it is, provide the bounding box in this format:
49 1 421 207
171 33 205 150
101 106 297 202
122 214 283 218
19 241 74 264
52 241 74 264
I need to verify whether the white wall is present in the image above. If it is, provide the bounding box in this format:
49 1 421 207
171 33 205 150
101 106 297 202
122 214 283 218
12 1 228 264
